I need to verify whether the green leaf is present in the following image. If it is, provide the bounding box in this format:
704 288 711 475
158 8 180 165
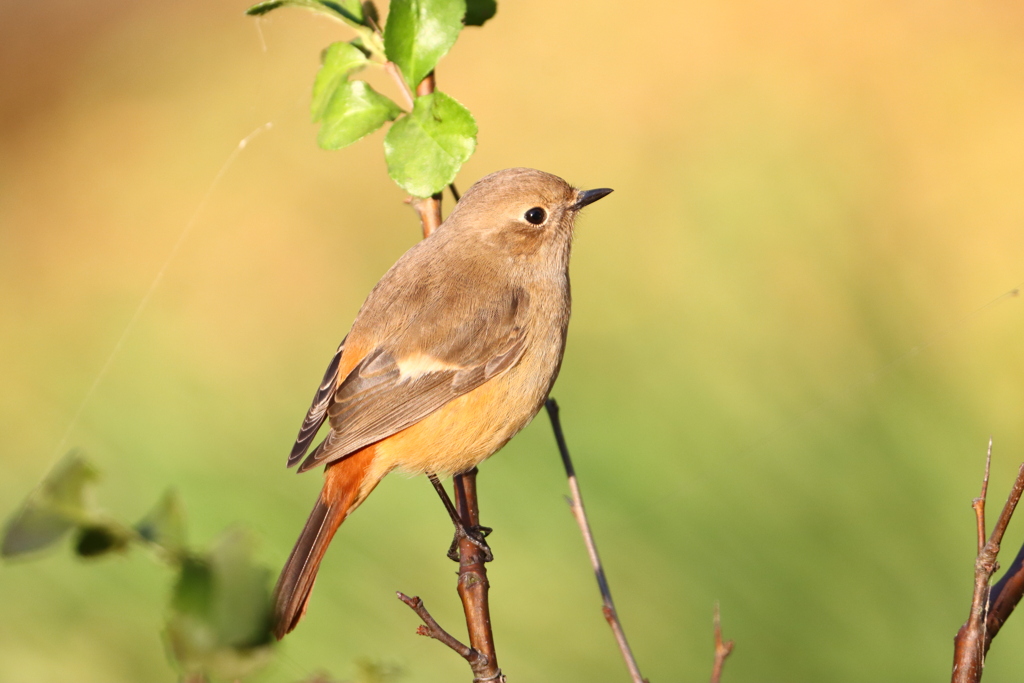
135 489 187 557
349 36 373 57
208 530 274 648
312 42 371 122
464 0 496 26
38 452 99 514
245 0 365 27
384 91 477 197
318 81 403 150
384 0 467 90
166 558 218 677
337 0 366 21
171 556 214 617
170 555 214 623
2 452 98 558
165 530 274 680
74 524 131 558
1 504 75 558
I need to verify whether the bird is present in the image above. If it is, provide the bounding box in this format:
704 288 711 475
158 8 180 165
273 167 612 638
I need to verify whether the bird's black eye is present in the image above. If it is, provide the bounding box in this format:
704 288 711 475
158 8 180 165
525 207 546 225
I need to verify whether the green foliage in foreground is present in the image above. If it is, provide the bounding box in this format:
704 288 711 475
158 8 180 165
246 0 496 198
2 452 275 681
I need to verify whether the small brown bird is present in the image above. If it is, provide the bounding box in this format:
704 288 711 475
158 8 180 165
273 167 612 637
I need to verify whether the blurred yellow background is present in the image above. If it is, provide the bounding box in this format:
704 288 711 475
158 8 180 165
4 0 1024 681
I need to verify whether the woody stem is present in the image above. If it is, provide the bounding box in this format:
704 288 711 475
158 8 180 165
453 468 504 682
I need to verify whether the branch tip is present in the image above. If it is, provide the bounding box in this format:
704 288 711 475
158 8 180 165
396 591 474 658
711 602 734 683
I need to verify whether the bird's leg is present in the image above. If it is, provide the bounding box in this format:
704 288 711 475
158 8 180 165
427 473 493 562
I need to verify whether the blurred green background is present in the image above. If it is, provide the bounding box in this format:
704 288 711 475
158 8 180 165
4 0 1024 681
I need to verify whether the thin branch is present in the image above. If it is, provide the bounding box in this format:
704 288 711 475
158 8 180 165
449 183 461 202
396 592 481 662
951 440 1024 683
973 440 992 555
545 398 647 683
987 464 1024 553
986 541 1024 651
408 195 443 237
710 602 734 683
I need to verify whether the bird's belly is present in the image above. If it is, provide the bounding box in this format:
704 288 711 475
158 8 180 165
373 364 551 477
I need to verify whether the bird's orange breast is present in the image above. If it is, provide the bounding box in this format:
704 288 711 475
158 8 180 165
368 368 543 479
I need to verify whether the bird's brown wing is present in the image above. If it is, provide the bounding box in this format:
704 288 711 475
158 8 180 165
287 338 345 467
295 289 530 473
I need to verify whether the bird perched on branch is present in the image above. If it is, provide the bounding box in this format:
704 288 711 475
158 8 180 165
273 167 612 637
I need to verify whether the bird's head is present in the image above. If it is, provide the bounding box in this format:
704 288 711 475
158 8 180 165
441 168 612 261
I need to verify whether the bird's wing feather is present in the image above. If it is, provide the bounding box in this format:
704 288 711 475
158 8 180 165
296 289 529 472
287 338 346 467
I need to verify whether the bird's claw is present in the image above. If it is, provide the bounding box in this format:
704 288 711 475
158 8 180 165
447 524 494 562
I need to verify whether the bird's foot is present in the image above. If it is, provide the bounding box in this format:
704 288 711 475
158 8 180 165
447 524 493 563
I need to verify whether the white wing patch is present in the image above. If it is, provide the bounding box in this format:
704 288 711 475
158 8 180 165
397 353 462 378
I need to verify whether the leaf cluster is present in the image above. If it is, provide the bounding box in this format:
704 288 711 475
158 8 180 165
246 0 496 197
2 453 275 681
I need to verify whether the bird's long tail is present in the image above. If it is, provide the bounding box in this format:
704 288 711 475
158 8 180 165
272 444 380 639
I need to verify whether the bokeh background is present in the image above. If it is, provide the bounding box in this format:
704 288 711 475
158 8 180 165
4 0 1024 681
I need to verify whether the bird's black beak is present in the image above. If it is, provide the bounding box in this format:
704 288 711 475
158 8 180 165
571 187 614 211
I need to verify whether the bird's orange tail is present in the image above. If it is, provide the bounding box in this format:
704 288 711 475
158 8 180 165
272 444 379 639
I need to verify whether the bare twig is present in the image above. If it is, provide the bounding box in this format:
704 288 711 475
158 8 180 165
408 195 442 237
951 440 1024 683
545 398 647 683
973 440 993 555
710 603 734 683
396 592 481 663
